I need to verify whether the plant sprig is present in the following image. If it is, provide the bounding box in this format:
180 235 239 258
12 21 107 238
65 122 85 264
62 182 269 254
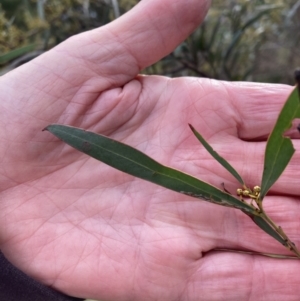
45 85 300 258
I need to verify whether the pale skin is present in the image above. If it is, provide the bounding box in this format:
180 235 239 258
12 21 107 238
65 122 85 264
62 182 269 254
0 0 300 300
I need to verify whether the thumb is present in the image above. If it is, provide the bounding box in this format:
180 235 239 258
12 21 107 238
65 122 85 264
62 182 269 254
104 0 212 70
5 0 211 94
62 0 211 84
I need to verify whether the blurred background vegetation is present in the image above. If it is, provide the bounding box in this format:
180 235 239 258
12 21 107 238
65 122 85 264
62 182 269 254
1 0 300 83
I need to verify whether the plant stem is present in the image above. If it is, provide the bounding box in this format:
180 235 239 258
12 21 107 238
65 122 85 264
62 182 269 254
256 197 300 258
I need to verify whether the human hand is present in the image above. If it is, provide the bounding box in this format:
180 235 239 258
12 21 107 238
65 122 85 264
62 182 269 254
1 0 300 300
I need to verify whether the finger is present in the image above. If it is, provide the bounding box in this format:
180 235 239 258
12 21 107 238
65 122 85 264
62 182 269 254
189 251 300 301
33 0 211 95
145 78 296 142
224 81 296 140
188 79 295 141
102 0 210 70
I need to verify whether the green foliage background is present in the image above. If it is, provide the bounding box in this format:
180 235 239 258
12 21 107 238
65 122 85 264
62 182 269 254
1 0 300 83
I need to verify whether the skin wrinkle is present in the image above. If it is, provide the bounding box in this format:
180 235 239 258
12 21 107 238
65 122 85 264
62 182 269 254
233 210 251 250
64 55 96 87
24 207 72 247
189 261 209 299
75 34 129 78
105 88 141 136
223 83 242 134
35 168 80 191
68 240 89 275
119 4 165 70
233 84 292 140
195 79 216 102
159 83 191 151
75 34 116 67
21 63 51 91
180 264 195 301
142 14 168 61
216 208 240 247
242 256 254 301
245 142 264 183
249 258 262 301
139 252 175 295
88 80 141 139
211 112 233 139
94 27 140 78
191 156 230 185
149 197 214 251
29 150 76 181
111 32 142 74
84 92 124 131
174 126 191 150
129 186 150 223
237 142 254 185
32 60 79 96
51 162 86 189
185 267 199 301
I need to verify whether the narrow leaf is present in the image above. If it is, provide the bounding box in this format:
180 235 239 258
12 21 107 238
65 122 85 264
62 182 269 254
189 124 245 185
45 124 256 214
0 44 36 65
261 87 300 198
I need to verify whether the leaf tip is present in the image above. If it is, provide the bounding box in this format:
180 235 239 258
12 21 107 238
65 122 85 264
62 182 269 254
43 124 58 132
42 125 50 132
188 123 195 132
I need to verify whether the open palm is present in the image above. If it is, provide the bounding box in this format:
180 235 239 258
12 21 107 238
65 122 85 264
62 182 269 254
1 0 300 300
